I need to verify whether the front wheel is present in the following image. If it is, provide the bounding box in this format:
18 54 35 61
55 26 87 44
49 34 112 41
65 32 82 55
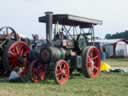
82 46 101 78
54 59 69 85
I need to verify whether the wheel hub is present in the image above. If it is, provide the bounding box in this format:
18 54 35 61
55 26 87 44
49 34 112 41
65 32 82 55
61 69 66 74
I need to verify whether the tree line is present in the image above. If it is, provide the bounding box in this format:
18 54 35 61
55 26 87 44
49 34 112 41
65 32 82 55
105 30 128 40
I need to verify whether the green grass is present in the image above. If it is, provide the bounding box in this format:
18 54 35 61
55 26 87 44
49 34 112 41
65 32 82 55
104 58 128 67
0 58 128 96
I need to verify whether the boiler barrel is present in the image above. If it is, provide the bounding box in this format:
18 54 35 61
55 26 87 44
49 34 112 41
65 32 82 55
40 47 66 63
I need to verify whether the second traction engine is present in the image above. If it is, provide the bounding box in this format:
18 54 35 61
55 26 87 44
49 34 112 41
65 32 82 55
29 11 102 85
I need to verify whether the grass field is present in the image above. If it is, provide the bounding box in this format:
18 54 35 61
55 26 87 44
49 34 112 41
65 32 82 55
104 58 128 67
0 58 128 96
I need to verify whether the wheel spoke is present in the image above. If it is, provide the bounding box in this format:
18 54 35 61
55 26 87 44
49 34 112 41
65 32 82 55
88 56 91 61
6 27 8 35
32 68 39 79
87 56 92 68
94 66 98 71
56 72 62 77
63 72 68 78
15 46 20 55
18 45 23 55
23 50 29 56
39 66 45 80
92 55 98 60
58 74 64 80
20 49 24 56
8 49 16 56
19 46 26 56
56 67 62 74
17 45 24 56
88 67 93 74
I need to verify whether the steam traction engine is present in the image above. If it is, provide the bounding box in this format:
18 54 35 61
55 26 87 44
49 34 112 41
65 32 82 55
30 12 102 84
0 26 30 78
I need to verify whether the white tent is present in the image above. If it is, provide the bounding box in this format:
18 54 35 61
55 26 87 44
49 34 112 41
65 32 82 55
95 39 128 57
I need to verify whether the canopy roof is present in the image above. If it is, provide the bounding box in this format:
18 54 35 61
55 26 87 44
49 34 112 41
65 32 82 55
39 14 102 28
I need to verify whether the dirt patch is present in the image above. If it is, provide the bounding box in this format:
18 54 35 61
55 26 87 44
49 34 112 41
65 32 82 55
0 89 17 96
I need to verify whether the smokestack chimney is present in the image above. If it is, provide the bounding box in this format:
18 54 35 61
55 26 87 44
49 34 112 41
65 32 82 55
45 11 53 43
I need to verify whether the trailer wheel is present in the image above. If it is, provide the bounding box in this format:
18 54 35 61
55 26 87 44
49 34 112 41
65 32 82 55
30 59 46 83
82 46 101 78
2 41 30 76
54 59 69 85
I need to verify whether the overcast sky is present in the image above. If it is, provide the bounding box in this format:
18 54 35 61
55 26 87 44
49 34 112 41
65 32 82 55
0 0 128 38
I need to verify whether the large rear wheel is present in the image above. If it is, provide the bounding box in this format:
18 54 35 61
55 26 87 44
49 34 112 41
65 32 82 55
2 41 30 76
82 46 101 78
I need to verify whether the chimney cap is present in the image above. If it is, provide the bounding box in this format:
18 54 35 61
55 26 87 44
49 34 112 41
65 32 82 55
45 11 53 15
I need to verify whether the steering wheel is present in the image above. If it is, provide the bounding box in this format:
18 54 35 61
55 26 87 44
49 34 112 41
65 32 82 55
0 26 19 40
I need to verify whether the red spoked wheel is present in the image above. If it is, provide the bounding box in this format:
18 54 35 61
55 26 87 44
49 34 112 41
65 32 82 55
82 46 101 78
30 59 46 83
8 41 30 76
54 59 69 85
